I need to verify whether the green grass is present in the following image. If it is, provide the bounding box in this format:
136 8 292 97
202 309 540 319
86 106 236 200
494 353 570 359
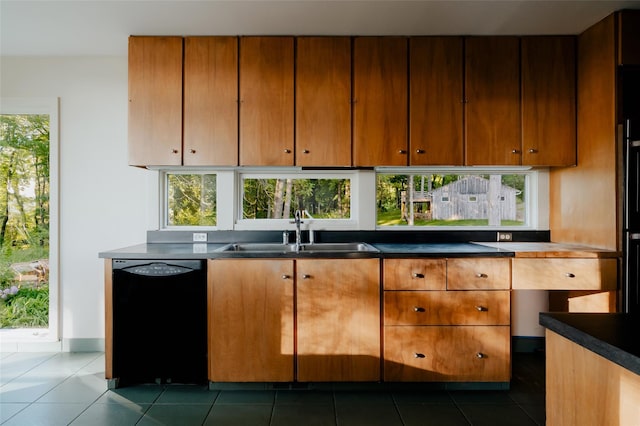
0 285 49 328
376 209 524 227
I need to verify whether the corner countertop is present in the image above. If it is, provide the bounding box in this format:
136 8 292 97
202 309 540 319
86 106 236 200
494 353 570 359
540 312 640 376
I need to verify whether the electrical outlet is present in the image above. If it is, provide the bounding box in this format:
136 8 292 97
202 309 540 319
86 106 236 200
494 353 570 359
192 232 207 242
497 232 512 242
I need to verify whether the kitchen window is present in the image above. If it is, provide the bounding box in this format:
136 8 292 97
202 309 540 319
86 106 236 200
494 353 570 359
377 170 539 228
164 173 217 227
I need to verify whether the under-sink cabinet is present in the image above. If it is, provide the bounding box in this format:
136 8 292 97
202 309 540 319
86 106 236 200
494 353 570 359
207 258 380 383
383 258 511 382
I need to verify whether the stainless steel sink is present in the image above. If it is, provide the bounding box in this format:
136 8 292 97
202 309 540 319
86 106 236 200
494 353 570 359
220 242 379 253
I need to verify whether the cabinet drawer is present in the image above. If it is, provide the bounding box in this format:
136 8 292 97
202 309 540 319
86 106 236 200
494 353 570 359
383 259 446 290
384 291 510 326
384 325 511 382
447 258 511 290
512 258 618 290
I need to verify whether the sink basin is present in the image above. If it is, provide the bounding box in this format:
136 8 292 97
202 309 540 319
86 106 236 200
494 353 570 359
220 242 379 253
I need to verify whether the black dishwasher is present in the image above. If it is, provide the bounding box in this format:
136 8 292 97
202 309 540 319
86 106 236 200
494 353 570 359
112 259 207 387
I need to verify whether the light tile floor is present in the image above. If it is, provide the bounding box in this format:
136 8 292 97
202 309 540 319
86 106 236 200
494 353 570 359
0 351 545 425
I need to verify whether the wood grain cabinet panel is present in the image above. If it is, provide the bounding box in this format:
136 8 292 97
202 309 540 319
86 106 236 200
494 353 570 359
512 258 618 290
296 37 352 166
207 259 294 382
239 37 294 166
383 258 446 290
183 37 238 166
353 37 408 166
384 290 510 326
465 37 521 166
297 259 380 382
447 258 511 290
384 326 511 382
410 37 464 165
128 36 183 166
521 36 576 166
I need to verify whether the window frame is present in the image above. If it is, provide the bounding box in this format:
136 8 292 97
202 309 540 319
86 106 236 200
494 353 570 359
160 170 220 230
374 167 548 231
0 97 60 343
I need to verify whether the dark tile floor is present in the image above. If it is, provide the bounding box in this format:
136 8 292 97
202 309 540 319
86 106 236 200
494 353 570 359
0 351 545 425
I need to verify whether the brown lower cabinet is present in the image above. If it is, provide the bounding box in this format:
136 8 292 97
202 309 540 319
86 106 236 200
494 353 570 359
207 258 380 382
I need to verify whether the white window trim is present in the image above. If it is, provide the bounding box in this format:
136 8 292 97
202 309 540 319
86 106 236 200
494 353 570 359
0 97 60 344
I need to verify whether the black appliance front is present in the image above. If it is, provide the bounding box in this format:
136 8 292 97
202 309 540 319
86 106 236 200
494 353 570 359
625 118 640 313
112 259 207 386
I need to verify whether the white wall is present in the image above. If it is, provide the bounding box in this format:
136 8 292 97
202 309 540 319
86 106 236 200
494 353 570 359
1 57 155 345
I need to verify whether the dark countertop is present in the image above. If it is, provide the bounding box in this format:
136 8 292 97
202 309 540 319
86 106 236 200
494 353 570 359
539 312 640 376
373 243 513 258
99 242 515 259
98 243 228 259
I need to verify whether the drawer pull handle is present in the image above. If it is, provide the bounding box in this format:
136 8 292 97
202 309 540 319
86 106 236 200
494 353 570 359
284 149 292 154
413 306 426 313
565 273 576 278
398 149 407 154
302 274 311 279
475 306 487 312
414 353 426 358
412 273 425 279
476 352 486 359
476 273 488 278
281 275 290 279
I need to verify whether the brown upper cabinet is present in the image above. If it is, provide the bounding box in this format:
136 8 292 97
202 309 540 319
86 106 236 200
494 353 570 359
239 37 294 166
353 37 408 166
465 37 521 166
128 36 183 166
296 37 352 167
184 37 238 166
521 36 577 166
410 37 464 166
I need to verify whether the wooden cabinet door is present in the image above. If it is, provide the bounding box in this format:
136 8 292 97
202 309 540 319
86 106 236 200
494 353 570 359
353 37 408 166
465 37 521 165
410 37 463 165
521 37 576 166
128 36 183 166
208 259 294 382
297 258 380 381
384 326 511 382
296 37 352 166
239 37 294 166
184 37 238 166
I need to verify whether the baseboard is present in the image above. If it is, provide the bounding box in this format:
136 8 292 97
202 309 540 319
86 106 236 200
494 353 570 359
512 336 545 353
62 338 105 352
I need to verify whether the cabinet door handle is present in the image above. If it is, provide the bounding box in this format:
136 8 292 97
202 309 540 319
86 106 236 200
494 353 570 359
302 149 310 154
398 150 407 154
281 274 290 280
413 306 426 312
414 353 426 358
171 149 179 154
283 149 292 154
412 273 424 279
476 352 486 359
415 149 425 154
302 274 311 279
511 149 521 154
189 149 196 154
475 305 487 312
528 148 538 154
475 273 488 278
565 273 576 278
